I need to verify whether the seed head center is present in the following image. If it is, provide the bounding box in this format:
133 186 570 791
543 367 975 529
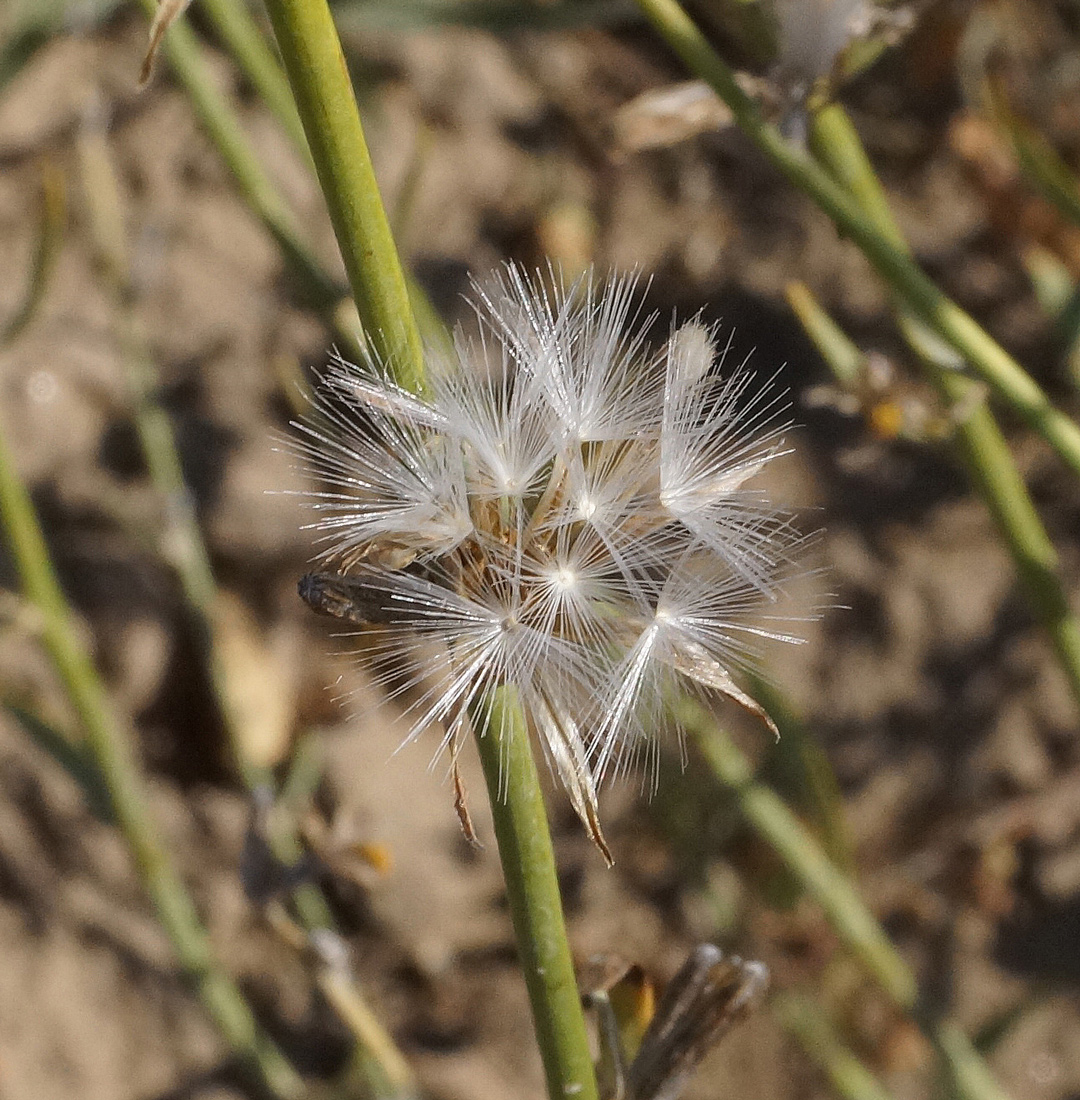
553 566 576 590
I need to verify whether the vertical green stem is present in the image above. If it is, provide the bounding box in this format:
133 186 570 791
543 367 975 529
473 689 600 1100
255 6 595 1095
260 0 424 391
0 423 303 1100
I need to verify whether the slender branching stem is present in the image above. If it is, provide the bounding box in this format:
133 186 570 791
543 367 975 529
807 104 1080 712
0 424 304 1100
632 0 1080 482
687 92 1020 1100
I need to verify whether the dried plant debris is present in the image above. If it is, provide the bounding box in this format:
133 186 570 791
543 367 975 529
586 945 769 1100
139 0 192 86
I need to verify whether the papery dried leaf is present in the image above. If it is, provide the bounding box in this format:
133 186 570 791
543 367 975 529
666 641 780 742
612 82 733 156
534 691 613 866
139 0 192 86
583 956 650 1100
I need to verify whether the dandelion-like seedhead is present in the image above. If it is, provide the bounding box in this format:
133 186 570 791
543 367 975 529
291 265 811 845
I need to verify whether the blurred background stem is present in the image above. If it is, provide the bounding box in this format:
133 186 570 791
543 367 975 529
807 103 1080 714
0 157 65 348
75 92 418 1100
682 700 1011 1100
199 0 311 162
0 414 304 1100
632 0 1080 483
135 0 340 310
775 992 897 1100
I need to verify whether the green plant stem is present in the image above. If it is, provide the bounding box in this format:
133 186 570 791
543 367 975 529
73 112 417 1096
76 104 274 792
318 964 419 1100
939 371 1080 706
473 689 600 1100
682 700 1011 1100
989 81 1080 231
198 0 311 161
261 0 424 391
632 0 1080 482
693 704 916 1007
774 992 897 1100
0 422 303 1100
786 280 864 389
139 3 446 361
251 5 595 1094
807 104 1080 713
0 158 64 348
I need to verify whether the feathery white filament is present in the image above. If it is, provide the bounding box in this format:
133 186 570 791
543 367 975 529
293 264 810 818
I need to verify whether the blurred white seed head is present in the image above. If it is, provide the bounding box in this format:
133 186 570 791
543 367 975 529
290 265 811 844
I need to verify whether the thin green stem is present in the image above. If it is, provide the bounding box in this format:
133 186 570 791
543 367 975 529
473 689 600 1100
254 5 594 1095
938 371 1080 706
774 992 897 1100
0 158 64 348
682 701 1011 1100
261 0 424 391
75 111 418 1096
785 279 864 389
691 703 917 1008
77 103 272 791
0 423 303 1100
632 0 1080 481
807 104 1080 713
139 2 446 360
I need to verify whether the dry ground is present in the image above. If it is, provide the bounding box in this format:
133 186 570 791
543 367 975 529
2 7 1080 1100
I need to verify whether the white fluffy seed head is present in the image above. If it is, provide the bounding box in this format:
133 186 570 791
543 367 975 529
292 264 812 828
